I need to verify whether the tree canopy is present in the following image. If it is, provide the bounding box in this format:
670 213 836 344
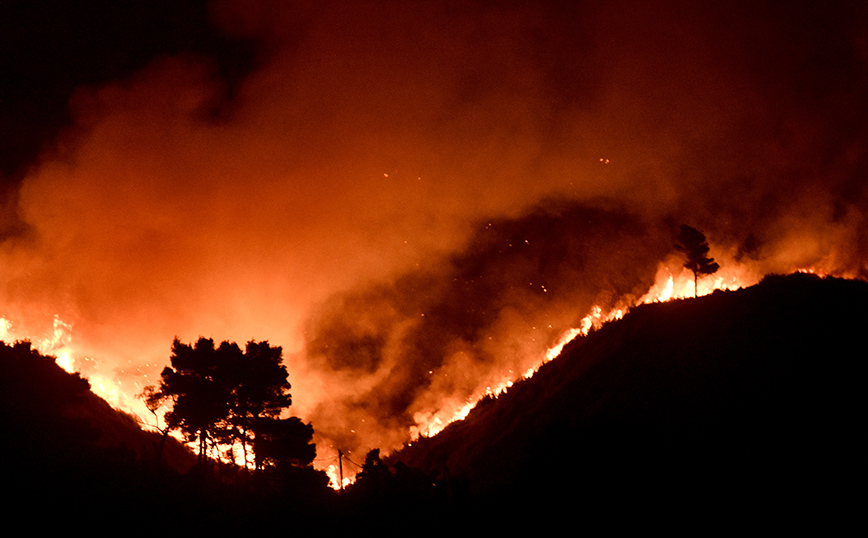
675 225 720 298
146 337 313 470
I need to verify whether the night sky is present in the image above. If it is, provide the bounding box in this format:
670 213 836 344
2 0 867 461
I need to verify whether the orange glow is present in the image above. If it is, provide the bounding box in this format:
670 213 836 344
405 251 764 442
325 463 355 491
2 2 864 486
0 315 154 427
0 246 816 477
0 231 842 484
638 251 761 304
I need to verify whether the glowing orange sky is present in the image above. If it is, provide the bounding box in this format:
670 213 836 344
1 0 866 465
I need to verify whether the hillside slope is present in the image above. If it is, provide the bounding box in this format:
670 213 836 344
391 273 866 516
0 340 196 508
0 340 333 531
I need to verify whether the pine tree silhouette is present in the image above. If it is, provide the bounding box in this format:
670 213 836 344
675 225 720 298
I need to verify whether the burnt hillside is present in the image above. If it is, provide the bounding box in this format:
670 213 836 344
389 273 866 519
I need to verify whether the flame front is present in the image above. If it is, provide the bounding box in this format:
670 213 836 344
0 239 831 486
407 254 762 442
0 315 153 427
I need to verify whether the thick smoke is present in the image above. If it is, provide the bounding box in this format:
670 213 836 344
1 1 866 464
303 201 671 453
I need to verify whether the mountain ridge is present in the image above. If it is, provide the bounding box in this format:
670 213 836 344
387 272 866 515
1 272 863 528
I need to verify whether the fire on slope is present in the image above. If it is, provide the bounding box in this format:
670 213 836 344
0 248 820 492
404 254 762 444
0 315 154 426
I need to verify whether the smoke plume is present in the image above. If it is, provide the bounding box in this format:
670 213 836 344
1 1 866 463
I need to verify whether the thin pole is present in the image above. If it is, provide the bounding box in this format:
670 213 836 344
338 449 344 491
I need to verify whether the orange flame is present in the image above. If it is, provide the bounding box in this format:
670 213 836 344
0 247 799 483
325 463 355 491
407 253 762 442
0 314 153 427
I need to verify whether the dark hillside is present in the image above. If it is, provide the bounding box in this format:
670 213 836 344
0 340 333 531
0 340 195 470
389 273 866 521
0 341 199 517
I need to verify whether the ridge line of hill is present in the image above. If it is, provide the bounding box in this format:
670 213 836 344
386 272 866 518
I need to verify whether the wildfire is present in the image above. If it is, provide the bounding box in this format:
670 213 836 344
0 315 78 372
638 254 758 304
0 247 801 488
0 315 152 425
410 399 478 440
39 316 75 372
325 463 355 490
407 255 761 443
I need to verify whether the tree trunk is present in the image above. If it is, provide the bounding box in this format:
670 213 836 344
156 427 170 465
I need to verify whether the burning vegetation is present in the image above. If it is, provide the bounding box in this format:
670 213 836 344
382 272 867 522
1 0 867 526
3 272 864 530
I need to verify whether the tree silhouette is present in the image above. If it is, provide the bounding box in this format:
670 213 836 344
675 224 720 298
148 338 232 462
253 416 316 472
141 383 179 465
225 340 293 469
146 337 297 467
357 448 390 485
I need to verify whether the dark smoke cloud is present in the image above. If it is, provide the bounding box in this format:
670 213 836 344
1 1 866 462
303 201 671 452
